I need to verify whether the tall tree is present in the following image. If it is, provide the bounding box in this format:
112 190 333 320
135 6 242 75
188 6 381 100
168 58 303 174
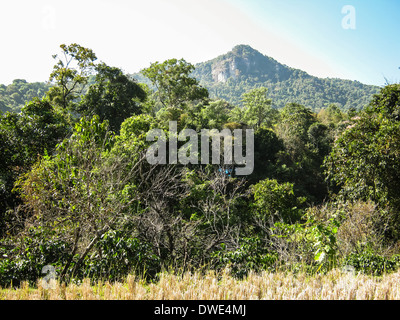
78 63 147 132
241 87 278 129
47 43 97 110
276 102 315 162
0 98 71 235
141 58 209 110
325 84 400 210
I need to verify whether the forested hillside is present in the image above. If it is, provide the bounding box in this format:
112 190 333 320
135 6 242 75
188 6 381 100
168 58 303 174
192 45 380 111
0 80 50 113
1 43 400 289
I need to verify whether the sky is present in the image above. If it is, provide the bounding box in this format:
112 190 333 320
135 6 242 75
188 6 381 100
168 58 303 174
0 0 399 86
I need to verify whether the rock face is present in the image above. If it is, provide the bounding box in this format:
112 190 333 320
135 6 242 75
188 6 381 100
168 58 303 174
211 53 253 83
205 44 293 85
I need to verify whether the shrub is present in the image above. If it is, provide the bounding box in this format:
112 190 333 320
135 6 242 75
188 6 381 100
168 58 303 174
343 250 400 276
211 237 278 278
336 200 398 256
79 230 161 282
0 226 72 287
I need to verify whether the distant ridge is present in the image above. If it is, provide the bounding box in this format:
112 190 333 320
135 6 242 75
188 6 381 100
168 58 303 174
192 44 380 111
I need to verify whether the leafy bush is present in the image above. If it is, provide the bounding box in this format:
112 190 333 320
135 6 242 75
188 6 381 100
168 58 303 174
0 227 72 287
211 237 277 278
343 250 400 276
251 178 306 226
79 230 161 282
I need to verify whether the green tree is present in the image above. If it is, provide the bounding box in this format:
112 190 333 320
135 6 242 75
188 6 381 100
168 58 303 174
251 178 305 227
325 84 400 211
241 87 278 129
78 63 147 132
250 128 283 183
47 43 97 110
14 115 149 280
199 99 230 129
275 103 315 163
0 99 71 232
317 104 345 126
0 79 50 113
141 58 209 110
275 103 331 202
228 106 245 124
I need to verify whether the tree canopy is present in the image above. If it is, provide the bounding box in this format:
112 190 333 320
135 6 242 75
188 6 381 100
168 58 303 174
1 43 400 286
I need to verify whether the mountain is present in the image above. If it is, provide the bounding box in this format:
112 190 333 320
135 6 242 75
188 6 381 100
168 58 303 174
192 45 380 111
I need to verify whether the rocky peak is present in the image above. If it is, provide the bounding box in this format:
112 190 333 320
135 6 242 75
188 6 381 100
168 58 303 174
211 45 258 83
208 44 290 84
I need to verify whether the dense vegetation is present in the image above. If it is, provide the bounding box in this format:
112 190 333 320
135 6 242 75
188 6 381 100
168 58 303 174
192 45 380 111
0 80 51 113
1 43 400 289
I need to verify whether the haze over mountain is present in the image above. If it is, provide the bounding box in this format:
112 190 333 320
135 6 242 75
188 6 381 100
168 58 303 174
192 45 380 111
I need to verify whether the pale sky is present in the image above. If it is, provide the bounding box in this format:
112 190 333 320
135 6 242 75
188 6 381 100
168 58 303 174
0 0 399 86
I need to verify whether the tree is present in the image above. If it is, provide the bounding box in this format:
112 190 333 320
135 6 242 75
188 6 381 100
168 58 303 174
78 63 147 132
275 103 331 202
325 84 400 210
47 43 97 110
141 58 209 110
241 87 278 129
250 127 284 183
110 115 249 268
199 99 230 129
276 103 315 162
251 178 305 228
15 115 148 281
317 104 345 126
0 99 71 235
228 106 245 124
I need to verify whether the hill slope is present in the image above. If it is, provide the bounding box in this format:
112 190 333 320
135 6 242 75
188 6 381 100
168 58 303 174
0 79 51 113
192 45 380 111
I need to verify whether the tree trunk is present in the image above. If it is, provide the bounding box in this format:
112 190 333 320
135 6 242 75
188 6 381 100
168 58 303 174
60 227 80 283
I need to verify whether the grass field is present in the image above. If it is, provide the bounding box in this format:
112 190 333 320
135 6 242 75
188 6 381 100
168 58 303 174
1 268 400 300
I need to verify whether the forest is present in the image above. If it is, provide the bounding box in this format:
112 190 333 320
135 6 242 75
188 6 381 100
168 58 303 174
1 43 400 288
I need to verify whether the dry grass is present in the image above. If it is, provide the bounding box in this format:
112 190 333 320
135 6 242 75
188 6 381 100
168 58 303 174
1 269 400 300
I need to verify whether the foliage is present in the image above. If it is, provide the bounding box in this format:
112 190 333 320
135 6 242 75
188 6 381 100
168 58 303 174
47 43 97 110
250 127 284 183
78 63 147 133
0 98 71 235
325 84 400 211
335 200 398 256
275 103 333 202
0 226 72 287
141 58 209 110
2 42 400 286
198 99 231 130
0 79 51 113
307 217 339 269
192 45 379 111
80 230 160 282
239 87 278 129
13 115 146 281
251 178 306 226
343 250 400 276
211 237 278 278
